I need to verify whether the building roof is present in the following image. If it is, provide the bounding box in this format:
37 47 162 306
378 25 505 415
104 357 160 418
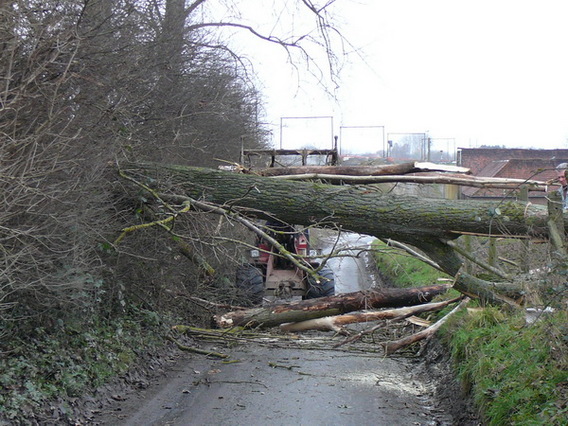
459 147 568 174
461 156 568 199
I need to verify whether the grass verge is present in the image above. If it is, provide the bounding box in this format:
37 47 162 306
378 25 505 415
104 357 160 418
440 307 567 425
371 239 452 288
372 239 568 425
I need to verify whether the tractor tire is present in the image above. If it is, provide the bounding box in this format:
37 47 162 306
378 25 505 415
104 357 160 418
305 266 335 299
235 264 265 305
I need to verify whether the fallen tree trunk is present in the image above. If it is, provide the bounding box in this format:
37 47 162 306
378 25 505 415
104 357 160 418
121 163 554 245
252 162 471 177
214 284 449 329
280 297 462 332
119 163 559 304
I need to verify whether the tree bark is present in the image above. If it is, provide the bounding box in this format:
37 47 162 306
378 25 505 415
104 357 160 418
214 285 449 328
279 297 461 332
121 163 554 245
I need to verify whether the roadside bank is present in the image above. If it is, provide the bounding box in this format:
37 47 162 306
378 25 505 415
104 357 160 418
372 239 567 425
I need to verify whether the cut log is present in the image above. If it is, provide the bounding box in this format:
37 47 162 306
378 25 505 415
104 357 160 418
253 162 471 177
254 163 424 177
214 284 449 329
384 297 470 355
255 165 407 177
280 297 462 332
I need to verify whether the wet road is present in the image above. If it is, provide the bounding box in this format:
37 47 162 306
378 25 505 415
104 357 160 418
321 233 382 294
98 233 456 426
111 345 452 426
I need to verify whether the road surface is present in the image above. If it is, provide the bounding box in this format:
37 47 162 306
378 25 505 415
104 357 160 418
107 344 453 426
96 233 476 425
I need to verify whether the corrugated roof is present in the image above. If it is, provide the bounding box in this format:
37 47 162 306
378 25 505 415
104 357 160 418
462 160 508 197
462 158 568 199
478 160 509 177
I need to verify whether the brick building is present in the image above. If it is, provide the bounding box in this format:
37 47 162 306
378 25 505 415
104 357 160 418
457 148 568 203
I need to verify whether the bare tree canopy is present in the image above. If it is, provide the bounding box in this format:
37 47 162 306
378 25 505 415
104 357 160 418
0 0 343 325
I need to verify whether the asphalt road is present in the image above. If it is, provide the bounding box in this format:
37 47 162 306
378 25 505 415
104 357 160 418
111 344 453 426
97 233 459 426
322 232 381 294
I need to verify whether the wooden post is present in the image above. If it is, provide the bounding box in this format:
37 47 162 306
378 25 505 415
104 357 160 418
463 235 472 273
547 190 567 261
488 237 497 267
444 184 459 201
519 185 530 272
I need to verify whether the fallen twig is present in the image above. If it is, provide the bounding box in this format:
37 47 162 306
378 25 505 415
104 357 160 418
268 362 300 370
166 335 229 358
174 293 248 311
171 325 302 343
333 322 388 348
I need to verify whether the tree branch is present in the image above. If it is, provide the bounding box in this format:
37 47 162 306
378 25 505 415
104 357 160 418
384 297 470 355
380 238 444 272
445 239 512 280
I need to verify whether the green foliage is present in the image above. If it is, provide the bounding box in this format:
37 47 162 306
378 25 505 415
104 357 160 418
0 311 164 421
371 239 450 288
441 308 568 425
374 239 568 425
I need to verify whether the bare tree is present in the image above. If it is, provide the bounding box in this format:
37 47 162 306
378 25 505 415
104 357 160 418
0 0 345 334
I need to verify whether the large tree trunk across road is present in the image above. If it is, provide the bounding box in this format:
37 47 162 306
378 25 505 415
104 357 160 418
120 163 561 304
123 163 552 247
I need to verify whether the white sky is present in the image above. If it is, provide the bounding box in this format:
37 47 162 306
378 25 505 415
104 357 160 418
225 0 568 154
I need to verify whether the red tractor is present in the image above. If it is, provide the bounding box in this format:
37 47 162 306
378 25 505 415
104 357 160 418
236 220 335 304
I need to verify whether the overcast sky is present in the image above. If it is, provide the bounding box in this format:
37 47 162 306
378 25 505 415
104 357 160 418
229 0 568 154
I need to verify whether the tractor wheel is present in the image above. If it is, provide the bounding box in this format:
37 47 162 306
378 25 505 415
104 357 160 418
305 266 335 299
235 264 265 305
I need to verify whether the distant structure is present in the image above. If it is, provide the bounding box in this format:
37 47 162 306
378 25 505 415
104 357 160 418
457 148 568 204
